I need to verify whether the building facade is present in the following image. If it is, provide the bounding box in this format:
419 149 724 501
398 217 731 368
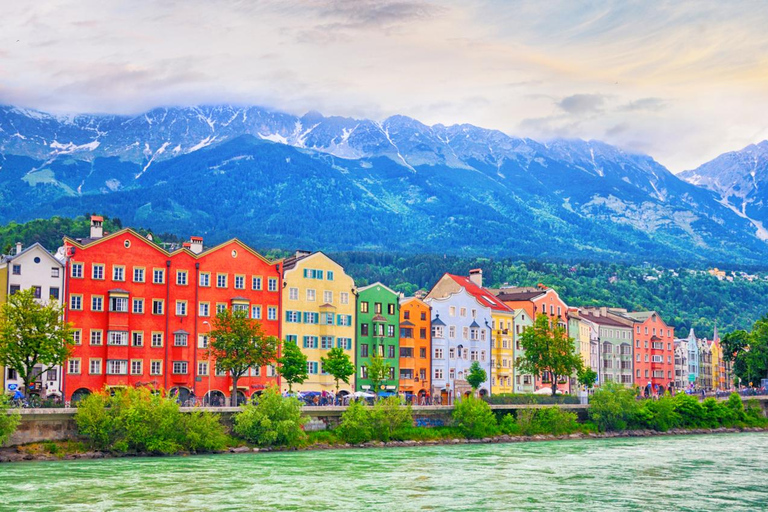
673 340 689 391
1 242 65 399
426 274 492 401
63 220 281 404
580 308 634 387
698 340 713 390
398 297 431 400
281 251 356 394
568 308 593 390
623 311 675 393
356 283 400 392
512 308 533 393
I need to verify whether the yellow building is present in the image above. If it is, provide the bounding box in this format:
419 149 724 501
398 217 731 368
710 339 721 391
281 251 356 394
568 309 592 373
490 308 517 394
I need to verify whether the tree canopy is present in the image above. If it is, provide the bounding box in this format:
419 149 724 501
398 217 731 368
321 347 355 393
277 340 308 393
722 317 768 386
466 361 487 392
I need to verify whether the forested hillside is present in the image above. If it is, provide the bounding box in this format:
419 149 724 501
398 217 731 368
2 217 764 339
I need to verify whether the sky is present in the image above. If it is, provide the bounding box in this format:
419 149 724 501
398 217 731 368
1 0 767 172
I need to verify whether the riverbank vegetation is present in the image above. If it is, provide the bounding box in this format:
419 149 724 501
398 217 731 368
0 396 20 446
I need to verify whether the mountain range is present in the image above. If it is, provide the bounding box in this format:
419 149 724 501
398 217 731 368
0 104 766 264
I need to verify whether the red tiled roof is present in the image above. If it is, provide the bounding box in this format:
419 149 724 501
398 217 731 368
447 274 514 313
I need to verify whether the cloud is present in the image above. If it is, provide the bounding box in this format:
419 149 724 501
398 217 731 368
557 94 607 115
619 97 666 112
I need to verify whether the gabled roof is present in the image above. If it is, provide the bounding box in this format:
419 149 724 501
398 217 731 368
431 315 446 327
281 250 347 273
3 242 63 267
358 281 399 296
496 286 547 302
469 320 481 328
445 274 514 313
579 310 632 328
400 320 415 327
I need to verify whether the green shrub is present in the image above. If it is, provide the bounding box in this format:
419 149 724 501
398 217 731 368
745 399 768 427
305 430 341 446
370 396 413 442
588 383 640 432
485 394 580 405
180 411 228 452
514 408 538 436
534 406 580 435
643 395 680 432
725 393 748 424
76 387 228 454
499 413 522 436
673 393 706 428
336 400 373 444
453 396 498 439
233 386 306 447
0 394 21 446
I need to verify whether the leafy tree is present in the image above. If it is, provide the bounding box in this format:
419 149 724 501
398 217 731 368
370 396 413 442
208 309 278 406
0 395 20 446
233 386 306 447
466 361 487 393
723 316 768 386
277 340 308 393
321 347 355 393
515 314 583 396
336 400 372 444
366 350 391 395
577 367 598 389
588 382 640 431
0 289 74 397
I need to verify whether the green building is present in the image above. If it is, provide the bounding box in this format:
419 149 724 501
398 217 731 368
356 282 400 393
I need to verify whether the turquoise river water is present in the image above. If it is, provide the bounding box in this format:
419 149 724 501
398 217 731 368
1 433 767 511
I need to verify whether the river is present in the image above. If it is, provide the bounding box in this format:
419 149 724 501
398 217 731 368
1 433 766 511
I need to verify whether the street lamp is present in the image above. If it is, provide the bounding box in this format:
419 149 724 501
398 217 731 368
203 320 212 406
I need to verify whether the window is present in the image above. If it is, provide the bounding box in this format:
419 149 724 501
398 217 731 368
216 273 227 288
252 276 262 290
327 271 334 281
303 312 319 324
153 269 165 284
132 332 144 347
375 303 382 314
172 361 188 375
435 348 444 359
401 327 413 338
133 267 145 283
251 305 262 319
199 272 210 287
302 336 318 349
337 338 352 350
89 359 102 375
289 288 299 300
267 307 277 320
388 345 395 358
449 306 456 316
151 332 163 347
388 304 395 315
360 366 368 379
92 264 104 280
387 325 395 337
131 360 143 375
107 360 128 375
49 287 60 301
72 329 82 345
197 362 209 376
404 310 411 320
152 299 164 315
460 307 466 317
46 368 57 381
108 331 128 346
150 361 162 376
110 296 128 312
68 359 81 374
307 289 316 301
112 265 125 281
360 302 369 313
90 330 103 346
174 333 188 346
432 326 444 338
268 277 278 292
176 270 188 286
340 292 349 305
358 323 368 336
91 295 103 311
176 301 187 316
321 313 334 325
132 298 144 314
216 303 226 314
336 314 353 326
323 291 333 304
71 262 83 278
420 347 427 358
198 335 209 349
199 302 210 317
360 344 369 357
286 310 301 323
321 336 334 349
434 368 443 379
30 286 41 299
234 275 245 289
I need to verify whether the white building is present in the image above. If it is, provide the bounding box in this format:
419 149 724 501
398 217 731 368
1 242 66 399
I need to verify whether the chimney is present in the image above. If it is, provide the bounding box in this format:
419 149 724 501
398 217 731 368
189 236 204 255
600 306 608 317
295 249 312 259
90 215 104 239
468 268 482 287
15 242 22 255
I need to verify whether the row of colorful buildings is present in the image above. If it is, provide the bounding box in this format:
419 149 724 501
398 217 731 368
0 216 732 404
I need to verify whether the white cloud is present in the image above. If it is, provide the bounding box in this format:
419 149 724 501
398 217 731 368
1 0 767 171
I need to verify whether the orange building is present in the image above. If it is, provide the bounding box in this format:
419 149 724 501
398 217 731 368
398 297 431 402
622 311 675 393
62 217 281 405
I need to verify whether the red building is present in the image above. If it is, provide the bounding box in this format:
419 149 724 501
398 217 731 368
625 311 675 393
62 217 282 404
